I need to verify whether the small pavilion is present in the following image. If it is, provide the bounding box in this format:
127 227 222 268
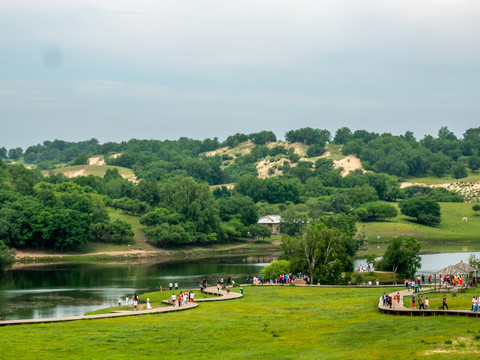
433 261 478 291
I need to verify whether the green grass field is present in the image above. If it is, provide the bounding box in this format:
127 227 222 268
404 287 480 311
360 202 480 254
2 286 480 359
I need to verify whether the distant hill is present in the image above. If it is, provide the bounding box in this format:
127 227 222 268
204 142 367 180
43 161 137 182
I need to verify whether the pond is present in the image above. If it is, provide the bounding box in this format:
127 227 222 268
0 256 274 321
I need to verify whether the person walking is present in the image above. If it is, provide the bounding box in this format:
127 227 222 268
411 296 416 309
443 295 448 310
118 297 122 306
147 298 152 310
169 282 173 290
174 282 178 290
419 296 425 310
246 274 250 285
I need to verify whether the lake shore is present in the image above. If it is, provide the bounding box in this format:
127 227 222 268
12 239 280 267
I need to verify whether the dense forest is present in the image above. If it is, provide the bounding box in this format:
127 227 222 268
0 126 477 253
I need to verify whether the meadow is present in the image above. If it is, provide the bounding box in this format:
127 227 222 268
360 202 480 254
2 286 480 359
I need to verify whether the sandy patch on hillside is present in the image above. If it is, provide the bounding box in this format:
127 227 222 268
401 180 480 202
205 146 230 157
88 156 105 165
256 159 285 179
63 169 86 178
333 155 367 177
256 153 366 179
110 153 122 159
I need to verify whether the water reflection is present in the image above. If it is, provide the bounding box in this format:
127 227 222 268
0 256 271 320
353 252 480 275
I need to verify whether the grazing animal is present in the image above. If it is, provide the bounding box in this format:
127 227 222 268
462 217 468 222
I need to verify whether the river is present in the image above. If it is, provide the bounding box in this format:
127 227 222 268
1 252 479 321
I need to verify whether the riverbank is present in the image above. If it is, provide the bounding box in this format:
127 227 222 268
13 238 280 267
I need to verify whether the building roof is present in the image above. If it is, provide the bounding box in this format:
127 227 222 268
434 261 479 276
258 215 282 224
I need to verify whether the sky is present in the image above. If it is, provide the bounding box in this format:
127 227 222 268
1 0 480 150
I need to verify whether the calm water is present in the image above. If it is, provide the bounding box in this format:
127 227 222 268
0 256 274 321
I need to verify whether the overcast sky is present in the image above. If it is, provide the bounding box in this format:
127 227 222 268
1 0 480 149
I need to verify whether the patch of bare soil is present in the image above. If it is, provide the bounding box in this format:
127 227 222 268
333 155 367 177
256 159 285 179
205 146 230 157
88 156 105 165
63 169 86 178
110 153 122 159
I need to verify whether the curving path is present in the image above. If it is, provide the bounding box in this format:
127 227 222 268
0 287 242 327
378 288 480 318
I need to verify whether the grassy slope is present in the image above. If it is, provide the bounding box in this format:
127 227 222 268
407 170 480 184
359 202 480 254
1 286 479 359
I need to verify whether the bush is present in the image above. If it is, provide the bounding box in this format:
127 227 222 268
261 260 291 280
400 196 441 226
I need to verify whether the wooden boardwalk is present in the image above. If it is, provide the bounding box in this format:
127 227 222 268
0 287 243 327
378 288 480 318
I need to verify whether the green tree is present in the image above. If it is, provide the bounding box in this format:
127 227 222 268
468 155 480 172
108 219 134 243
429 152 452 177
376 236 421 278
355 201 398 221
472 204 480 215
218 195 258 226
468 254 480 269
71 154 89 166
0 240 16 271
261 260 291 280
8 147 23 160
284 224 353 284
280 208 307 236
0 147 7 159
247 223 271 241
333 127 352 144
452 163 468 179
400 196 441 226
